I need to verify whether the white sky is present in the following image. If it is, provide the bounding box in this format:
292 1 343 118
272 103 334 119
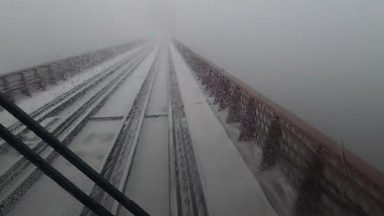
0 0 157 73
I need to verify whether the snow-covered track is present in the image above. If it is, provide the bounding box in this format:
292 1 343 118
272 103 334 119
0 48 151 215
80 51 160 216
0 47 146 152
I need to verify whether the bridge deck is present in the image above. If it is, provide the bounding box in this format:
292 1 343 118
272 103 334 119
0 42 276 216
2 40 383 216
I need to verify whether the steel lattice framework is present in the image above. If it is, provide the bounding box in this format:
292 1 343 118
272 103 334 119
175 40 384 216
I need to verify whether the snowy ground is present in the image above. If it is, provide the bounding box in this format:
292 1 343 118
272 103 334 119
170 43 277 216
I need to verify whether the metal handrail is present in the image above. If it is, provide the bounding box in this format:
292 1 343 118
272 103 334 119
0 41 143 101
175 40 384 216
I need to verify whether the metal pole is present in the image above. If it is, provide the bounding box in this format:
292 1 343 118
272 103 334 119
0 92 150 216
0 123 113 216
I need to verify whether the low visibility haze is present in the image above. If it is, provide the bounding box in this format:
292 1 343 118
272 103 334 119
1 0 384 170
174 0 384 170
0 0 161 73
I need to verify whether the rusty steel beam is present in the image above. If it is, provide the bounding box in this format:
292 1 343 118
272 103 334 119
174 40 384 216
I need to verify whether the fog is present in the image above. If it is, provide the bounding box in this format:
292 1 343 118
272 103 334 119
0 0 383 170
0 0 161 73
174 0 384 171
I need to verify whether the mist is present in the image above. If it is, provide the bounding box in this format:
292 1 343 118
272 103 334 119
173 0 384 170
0 0 161 73
0 0 383 170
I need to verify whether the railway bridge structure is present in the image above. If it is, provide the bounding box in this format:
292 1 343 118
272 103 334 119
0 40 383 216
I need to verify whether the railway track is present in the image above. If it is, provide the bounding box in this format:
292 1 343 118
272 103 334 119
0 46 146 151
0 46 152 215
3 40 379 216
1 44 211 216
80 47 160 216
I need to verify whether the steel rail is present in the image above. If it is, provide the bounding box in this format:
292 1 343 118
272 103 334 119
0 47 146 152
0 51 146 192
0 79 150 216
81 49 160 216
168 52 209 216
0 50 151 214
0 124 114 216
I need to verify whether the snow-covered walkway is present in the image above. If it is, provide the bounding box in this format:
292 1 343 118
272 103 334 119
170 43 276 216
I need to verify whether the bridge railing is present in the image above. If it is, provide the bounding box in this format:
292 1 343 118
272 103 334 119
174 41 384 216
0 41 143 101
